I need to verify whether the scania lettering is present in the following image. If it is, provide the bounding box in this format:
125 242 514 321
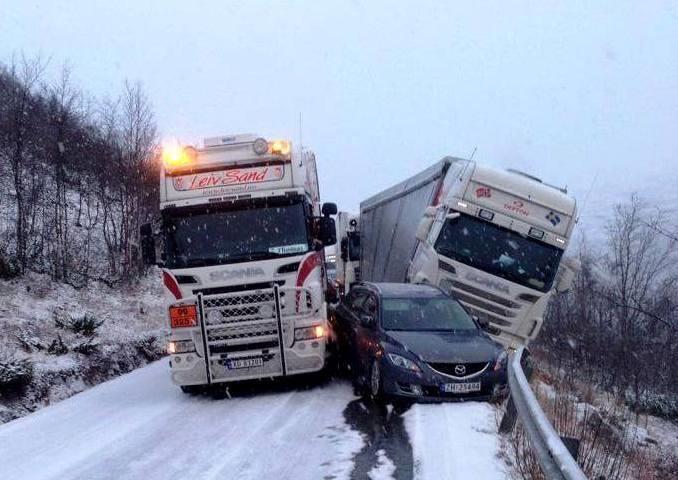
140 134 337 392
359 158 577 348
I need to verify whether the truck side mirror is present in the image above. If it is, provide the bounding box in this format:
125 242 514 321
139 223 156 266
415 216 434 242
322 202 338 216
556 259 579 293
340 237 349 262
319 217 337 246
347 231 361 261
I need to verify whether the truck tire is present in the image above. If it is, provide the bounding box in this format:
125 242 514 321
180 385 204 395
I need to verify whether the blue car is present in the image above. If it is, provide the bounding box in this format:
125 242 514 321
330 282 509 402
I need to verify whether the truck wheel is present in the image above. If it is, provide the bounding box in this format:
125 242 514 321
180 385 203 395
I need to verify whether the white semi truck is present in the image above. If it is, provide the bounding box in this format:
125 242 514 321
359 158 577 348
141 134 337 392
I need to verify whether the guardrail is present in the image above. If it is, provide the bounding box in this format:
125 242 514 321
503 346 587 480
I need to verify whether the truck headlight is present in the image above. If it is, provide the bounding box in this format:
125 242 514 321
387 353 421 373
294 325 325 341
168 339 196 354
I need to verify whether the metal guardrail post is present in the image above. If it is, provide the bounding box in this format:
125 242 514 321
507 346 587 480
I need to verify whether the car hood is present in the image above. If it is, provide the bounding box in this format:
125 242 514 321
385 330 498 363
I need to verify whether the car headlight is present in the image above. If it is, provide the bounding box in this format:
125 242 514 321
494 350 508 371
294 325 325 341
387 353 421 373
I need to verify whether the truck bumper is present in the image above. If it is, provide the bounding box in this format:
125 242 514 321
170 339 326 386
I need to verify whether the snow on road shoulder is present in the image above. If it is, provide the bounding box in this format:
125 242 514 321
0 361 364 480
403 402 506 480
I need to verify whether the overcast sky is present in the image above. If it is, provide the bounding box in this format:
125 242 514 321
2 1 677 234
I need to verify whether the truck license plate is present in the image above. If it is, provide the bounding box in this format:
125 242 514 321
441 382 481 393
226 357 264 369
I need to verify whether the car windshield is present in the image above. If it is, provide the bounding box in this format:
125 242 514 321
381 297 478 331
434 213 563 292
163 197 311 268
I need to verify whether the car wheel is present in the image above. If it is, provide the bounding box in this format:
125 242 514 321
369 359 383 401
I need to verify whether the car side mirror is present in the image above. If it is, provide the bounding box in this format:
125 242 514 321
360 313 374 328
139 223 156 266
474 315 490 330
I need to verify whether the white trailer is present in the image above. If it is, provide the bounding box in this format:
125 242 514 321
359 158 577 348
141 134 337 391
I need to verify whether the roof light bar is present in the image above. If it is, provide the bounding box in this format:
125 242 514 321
269 139 291 155
253 137 268 155
161 140 197 170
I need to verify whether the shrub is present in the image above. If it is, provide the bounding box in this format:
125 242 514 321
0 251 20 279
0 352 33 391
72 338 99 355
625 391 678 423
55 313 104 337
47 335 68 355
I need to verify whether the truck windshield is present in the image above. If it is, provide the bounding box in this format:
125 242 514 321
163 197 312 268
434 213 563 292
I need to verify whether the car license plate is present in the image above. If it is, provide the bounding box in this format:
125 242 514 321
441 382 481 393
226 357 264 369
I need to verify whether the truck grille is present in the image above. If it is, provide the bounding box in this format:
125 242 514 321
198 285 318 382
440 278 516 329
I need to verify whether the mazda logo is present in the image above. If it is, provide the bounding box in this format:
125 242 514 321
454 364 466 376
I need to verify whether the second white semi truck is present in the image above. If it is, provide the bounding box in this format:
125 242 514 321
359 157 577 348
141 134 337 392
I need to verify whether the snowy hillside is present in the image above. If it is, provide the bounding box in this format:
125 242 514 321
0 271 166 423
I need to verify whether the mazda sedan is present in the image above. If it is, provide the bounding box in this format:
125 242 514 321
330 282 509 402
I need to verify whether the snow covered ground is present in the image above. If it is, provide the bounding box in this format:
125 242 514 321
0 361 363 480
0 271 166 423
404 403 506 480
0 360 512 480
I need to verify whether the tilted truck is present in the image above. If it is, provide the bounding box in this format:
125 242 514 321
140 134 337 392
359 157 577 348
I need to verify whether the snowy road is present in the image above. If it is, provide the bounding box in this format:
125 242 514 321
0 361 507 480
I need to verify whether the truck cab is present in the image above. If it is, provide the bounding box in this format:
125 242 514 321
141 134 337 390
410 162 577 347
359 158 577 349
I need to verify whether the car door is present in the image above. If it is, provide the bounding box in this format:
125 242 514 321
334 288 367 358
341 288 369 375
354 292 380 376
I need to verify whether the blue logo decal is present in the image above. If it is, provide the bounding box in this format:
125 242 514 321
546 211 561 226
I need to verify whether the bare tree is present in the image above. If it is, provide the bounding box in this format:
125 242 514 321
0 54 48 272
